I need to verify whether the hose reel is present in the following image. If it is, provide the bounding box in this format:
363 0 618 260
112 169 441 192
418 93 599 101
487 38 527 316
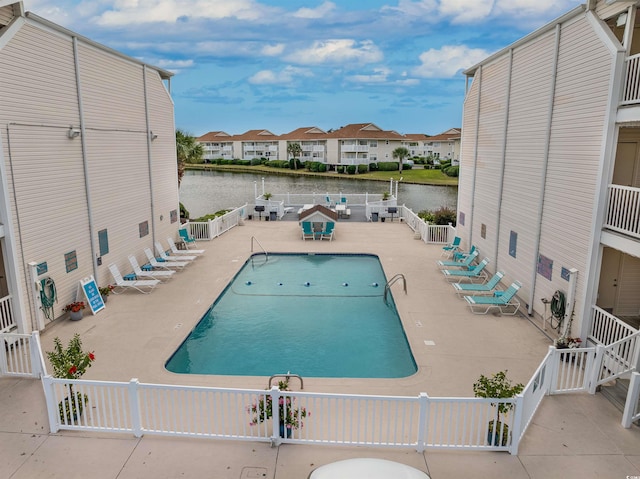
39 276 57 321
549 290 566 331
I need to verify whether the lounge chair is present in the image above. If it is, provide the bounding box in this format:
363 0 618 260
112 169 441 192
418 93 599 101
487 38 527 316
437 250 479 269
452 245 477 261
464 281 522 315
168 237 204 255
452 271 504 297
155 242 196 262
128 255 175 281
301 221 315 240
320 222 335 241
178 228 198 249
108 263 160 294
442 258 490 283
144 248 188 271
441 236 461 257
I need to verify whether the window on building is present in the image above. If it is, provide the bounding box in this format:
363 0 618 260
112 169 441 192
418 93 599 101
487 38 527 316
64 251 78 273
98 229 109 256
139 221 149 238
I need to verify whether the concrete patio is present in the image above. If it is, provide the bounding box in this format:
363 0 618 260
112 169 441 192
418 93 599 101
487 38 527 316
2 219 639 478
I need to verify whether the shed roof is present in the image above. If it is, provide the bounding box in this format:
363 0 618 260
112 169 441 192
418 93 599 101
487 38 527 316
299 205 338 222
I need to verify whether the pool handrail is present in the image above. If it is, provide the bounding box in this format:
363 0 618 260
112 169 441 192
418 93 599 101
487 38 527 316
250 236 268 262
269 373 304 390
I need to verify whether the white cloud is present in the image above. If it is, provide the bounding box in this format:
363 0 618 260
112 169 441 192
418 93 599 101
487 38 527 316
412 45 491 78
285 39 382 66
261 44 285 56
293 1 336 19
94 0 276 26
248 66 313 85
348 67 391 84
438 0 494 23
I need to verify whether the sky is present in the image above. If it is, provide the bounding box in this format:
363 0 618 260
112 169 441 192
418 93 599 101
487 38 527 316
23 0 584 137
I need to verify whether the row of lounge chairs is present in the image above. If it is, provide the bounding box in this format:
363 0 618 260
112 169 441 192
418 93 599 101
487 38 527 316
107 233 204 294
439 237 521 315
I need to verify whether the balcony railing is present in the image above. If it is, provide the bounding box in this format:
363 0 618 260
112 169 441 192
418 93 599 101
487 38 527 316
622 53 640 105
341 145 369 152
604 184 640 239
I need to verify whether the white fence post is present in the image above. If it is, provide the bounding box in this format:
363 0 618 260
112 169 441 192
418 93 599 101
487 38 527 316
622 372 640 428
270 386 281 444
41 375 60 433
0 334 7 375
588 345 605 394
208 219 214 240
510 394 524 455
548 347 560 394
128 378 143 437
416 392 429 452
30 331 44 378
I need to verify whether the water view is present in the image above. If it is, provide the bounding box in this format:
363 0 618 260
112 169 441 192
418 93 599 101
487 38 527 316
179 170 458 218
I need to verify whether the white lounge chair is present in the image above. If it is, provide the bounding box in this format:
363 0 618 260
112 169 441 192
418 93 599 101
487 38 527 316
144 248 188 271
108 263 160 294
128 255 175 281
155 241 196 262
167 237 204 255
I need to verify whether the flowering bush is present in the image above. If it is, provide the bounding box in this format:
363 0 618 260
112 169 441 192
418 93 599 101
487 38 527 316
555 337 582 349
98 285 115 297
247 379 308 431
46 334 95 380
62 301 85 313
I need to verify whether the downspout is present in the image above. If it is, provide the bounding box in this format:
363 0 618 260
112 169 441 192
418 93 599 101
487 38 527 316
73 36 99 281
528 24 561 315
143 66 156 246
468 66 483 247
494 49 514 272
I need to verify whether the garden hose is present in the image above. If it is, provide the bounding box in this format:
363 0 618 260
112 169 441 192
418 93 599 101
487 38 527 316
39 277 57 321
550 290 566 322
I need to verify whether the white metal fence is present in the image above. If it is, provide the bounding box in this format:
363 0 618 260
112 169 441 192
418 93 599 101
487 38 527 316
604 184 640 239
0 294 15 333
589 305 639 346
622 53 640 105
622 372 640 428
0 331 44 378
186 204 247 241
402 206 455 244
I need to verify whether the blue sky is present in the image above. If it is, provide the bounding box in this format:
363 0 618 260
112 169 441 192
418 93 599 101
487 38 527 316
24 0 583 136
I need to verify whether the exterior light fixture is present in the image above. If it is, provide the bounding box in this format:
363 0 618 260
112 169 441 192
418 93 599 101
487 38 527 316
67 127 81 139
150 131 158 141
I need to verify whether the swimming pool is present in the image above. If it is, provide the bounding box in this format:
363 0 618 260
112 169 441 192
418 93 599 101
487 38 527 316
166 253 417 378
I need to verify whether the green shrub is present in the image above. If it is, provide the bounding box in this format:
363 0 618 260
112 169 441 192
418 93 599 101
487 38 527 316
378 162 399 171
402 163 413 170
192 210 231 222
306 161 322 172
267 160 290 169
337 166 345 174
433 207 457 226
179 202 190 219
346 165 356 174
417 210 435 223
443 166 459 177
289 158 303 170
318 163 327 173
369 162 379 171
250 158 262 165
357 164 368 174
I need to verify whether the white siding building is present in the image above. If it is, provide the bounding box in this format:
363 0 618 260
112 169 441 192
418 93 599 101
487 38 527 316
0 1 179 333
458 0 640 354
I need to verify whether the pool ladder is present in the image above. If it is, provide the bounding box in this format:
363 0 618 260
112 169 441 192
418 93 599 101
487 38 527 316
384 273 407 303
269 372 304 390
250 236 268 262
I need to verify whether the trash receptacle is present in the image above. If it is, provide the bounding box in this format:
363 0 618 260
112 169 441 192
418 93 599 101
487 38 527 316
371 212 379 222
269 211 277 221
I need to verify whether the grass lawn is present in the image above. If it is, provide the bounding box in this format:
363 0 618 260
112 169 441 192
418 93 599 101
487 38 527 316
185 164 458 186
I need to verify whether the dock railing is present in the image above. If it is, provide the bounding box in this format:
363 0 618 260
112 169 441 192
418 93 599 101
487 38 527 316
185 204 247 240
401 206 455 244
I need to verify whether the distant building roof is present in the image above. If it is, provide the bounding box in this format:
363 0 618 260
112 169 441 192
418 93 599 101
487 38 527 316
229 129 280 141
280 127 327 140
196 131 232 142
326 123 405 140
403 134 431 141
427 128 461 142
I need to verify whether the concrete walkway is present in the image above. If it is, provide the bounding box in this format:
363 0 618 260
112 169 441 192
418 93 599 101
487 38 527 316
2 219 639 478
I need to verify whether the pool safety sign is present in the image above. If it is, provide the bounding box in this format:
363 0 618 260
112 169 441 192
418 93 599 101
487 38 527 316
78 276 105 315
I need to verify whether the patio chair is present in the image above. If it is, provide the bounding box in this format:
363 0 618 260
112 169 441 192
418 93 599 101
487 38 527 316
178 228 198 249
128 255 175 281
301 221 315 240
452 245 477 261
167 237 204 255
325 195 333 207
144 248 188 271
452 271 504 297
464 281 522 315
442 258 490 283
108 263 160 294
441 236 461 257
437 250 478 269
320 222 335 241
155 241 197 263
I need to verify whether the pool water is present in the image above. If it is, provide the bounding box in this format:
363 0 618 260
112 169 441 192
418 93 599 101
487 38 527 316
165 253 417 378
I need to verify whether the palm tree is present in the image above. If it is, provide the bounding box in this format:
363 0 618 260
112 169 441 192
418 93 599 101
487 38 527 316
392 147 410 172
287 142 302 170
175 129 204 185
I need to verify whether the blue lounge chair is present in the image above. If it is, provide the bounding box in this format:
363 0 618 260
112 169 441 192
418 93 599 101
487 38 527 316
442 258 489 283
320 222 335 241
452 271 504 297
441 236 461 257
464 281 522 315
452 245 477 261
301 221 315 240
437 250 478 269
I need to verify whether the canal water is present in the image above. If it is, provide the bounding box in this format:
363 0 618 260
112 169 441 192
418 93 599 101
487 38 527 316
179 169 458 218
